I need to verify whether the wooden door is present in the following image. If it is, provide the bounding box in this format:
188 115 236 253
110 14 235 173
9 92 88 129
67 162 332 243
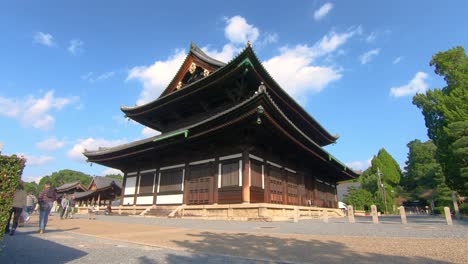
187 163 213 205
287 171 299 205
269 166 283 204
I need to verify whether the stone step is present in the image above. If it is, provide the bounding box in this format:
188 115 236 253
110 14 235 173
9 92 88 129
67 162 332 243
145 206 178 217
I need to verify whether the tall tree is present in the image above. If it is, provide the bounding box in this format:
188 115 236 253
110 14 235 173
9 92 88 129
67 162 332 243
401 139 451 205
413 46 468 195
360 148 402 213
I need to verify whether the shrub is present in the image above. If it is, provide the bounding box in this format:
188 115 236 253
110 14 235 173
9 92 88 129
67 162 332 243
0 153 26 241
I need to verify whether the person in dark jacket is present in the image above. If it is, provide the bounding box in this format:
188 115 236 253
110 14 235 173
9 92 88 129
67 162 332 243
38 182 57 234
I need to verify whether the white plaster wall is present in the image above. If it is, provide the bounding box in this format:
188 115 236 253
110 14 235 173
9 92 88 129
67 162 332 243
156 194 183 205
124 177 136 196
136 196 154 205
123 197 134 205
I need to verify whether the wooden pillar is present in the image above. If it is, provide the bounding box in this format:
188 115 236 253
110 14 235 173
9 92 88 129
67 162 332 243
153 169 159 206
213 157 219 204
263 162 270 203
133 171 140 205
97 193 101 208
120 173 127 205
242 151 250 204
183 164 189 205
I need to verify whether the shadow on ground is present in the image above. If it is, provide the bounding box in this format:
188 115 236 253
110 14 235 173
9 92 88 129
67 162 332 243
165 232 451 264
0 229 86 263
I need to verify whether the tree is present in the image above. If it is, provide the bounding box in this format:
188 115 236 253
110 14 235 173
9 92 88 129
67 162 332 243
359 148 402 213
401 139 452 208
37 169 92 191
23 181 39 195
343 187 374 211
413 46 468 195
104 174 123 181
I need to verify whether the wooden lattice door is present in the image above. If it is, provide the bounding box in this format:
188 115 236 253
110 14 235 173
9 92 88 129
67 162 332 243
269 166 283 204
187 164 213 205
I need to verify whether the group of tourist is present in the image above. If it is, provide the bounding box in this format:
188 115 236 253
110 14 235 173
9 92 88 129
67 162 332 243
4 181 76 236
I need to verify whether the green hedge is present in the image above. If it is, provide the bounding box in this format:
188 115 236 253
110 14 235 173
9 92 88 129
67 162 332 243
0 153 26 241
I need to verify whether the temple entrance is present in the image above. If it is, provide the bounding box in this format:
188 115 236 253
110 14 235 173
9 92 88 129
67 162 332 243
268 166 283 204
186 163 214 205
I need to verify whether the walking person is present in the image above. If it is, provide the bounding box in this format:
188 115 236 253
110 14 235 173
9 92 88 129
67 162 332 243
38 182 57 234
5 182 27 236
60 195 69 219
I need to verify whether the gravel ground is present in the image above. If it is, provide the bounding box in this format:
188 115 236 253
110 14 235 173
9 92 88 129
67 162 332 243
1 215 467 263
72 214 468 239
0 226 276 264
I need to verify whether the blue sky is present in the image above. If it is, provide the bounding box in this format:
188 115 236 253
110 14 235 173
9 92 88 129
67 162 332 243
1 1 466 182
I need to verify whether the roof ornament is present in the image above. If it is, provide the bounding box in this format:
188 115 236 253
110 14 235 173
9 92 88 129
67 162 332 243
189 62 197 74
203 69 210 77
258 82 266 93
176 81 183 89
246 40 252 47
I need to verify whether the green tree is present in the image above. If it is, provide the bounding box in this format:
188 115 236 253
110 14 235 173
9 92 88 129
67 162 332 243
402 140 445 199
37 169 92 191
23 181 39 195
343 187 374 211
104 174 123 181
359 148 402 213
413 46 468 195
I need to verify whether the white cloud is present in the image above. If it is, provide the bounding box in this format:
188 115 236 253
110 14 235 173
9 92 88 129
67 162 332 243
68 137 127 162
0 90 79 130
36 137 65 151
33 32 55 47
314 3 334 20
68 39 84 55
142 127 161 137
127 49 186 105
393 56 403 64
23 154 54 166
202 44 239 62
224 16 259 44
345 158 372 171
365 32 377 43
390 72 429 97
359 48 380 64
263 28 360 102
82 71 115 83
102 168 123 176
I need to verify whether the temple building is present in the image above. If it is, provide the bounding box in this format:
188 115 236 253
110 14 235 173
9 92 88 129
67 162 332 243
84 43 358 219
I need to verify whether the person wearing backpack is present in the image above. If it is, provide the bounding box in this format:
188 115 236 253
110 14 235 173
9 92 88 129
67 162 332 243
38 182 57 234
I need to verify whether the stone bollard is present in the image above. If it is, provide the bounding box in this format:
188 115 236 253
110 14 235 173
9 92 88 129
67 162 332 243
348 205 355 224
293 207 299 223
118 205 122 215
322 209 329 223
371 205 379 224
444 207 453 225
399 206 407 225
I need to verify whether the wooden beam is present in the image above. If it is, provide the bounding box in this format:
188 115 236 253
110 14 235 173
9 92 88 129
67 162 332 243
242 150 250 204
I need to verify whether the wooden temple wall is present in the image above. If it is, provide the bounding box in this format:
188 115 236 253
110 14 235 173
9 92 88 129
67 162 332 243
120 151 338 208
